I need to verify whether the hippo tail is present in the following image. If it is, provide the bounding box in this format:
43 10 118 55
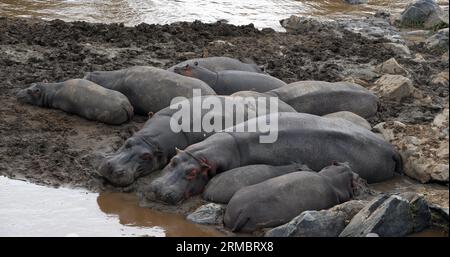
393 151 403 175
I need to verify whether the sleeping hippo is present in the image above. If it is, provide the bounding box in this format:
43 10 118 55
84 66 216 115
203 163 310 204
167 56 263 73
145 112 402 205
224 163 356 232
266 81 379 118
16 79 133 125
98 95 293 186
173 63 286 95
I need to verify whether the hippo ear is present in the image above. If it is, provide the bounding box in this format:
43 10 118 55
42 79 48 83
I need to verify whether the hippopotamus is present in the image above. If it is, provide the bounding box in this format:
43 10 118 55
98 95 292 186
266 81 379 118
84 66 216 115
223 163 356 232
323 111 372 130
145 112 402 204
173 63 286 95
167 57 263 73
230 91 296 113
16 79 133 125
203 163 310 204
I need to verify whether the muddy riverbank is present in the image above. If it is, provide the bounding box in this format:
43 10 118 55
0 15 448 236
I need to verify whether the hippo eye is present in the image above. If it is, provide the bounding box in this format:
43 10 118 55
194 61 199 66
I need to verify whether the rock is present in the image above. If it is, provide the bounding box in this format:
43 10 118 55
340 193 431 237
413 53 427 62
323 111 372 130
441 51 449 63
265 200 367 237
344 0 368 4
373 74 414 101
426 28 449 50
431 71 449 88
373 121 406 141
383 43 412 57
398 0 448 29
433 107 449 128
398 192 432 232
375 58 409 76
279 15 338 34
366 233 380 237
186 203 225 225
429 204 449 230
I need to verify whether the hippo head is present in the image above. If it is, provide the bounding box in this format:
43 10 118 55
173 62 214 79
16 83 47 106
145 149 214 205
98 136 165 187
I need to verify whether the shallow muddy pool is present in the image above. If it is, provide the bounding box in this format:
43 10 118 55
0 0 419 30
0 176 223 237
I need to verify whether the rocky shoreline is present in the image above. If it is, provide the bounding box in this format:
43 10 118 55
0 0 448 237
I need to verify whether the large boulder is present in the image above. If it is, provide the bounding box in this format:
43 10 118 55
372 74 415 102
339 193 431 237
265 200 367 237
398 0 448 29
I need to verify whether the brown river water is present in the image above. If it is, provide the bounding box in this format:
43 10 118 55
0 176 222 236
0 0 418 31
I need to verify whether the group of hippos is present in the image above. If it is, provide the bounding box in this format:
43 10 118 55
17 56 402 233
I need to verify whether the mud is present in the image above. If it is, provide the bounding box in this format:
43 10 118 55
0 17 448 219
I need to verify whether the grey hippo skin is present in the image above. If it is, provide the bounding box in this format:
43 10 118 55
167 56 263 73
98 95 293 186
203 163 311 204
16 79 133 125
230 91 296 113
173 63 286 95
145 112 402 205
323 111 372 130
266 81 379 118
224 163 355 232
84 66 216 115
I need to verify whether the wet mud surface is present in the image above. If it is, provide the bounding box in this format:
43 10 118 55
0 17 448 223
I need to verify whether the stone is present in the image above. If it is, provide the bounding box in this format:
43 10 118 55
398 0 448 29
431 71 449 88
429 204 449 230
373 121 406 142
426 28 449 50
279 15 338 34
383 43 411 57
433 108 449 128
413 53 427 62
344 0 368 4
265 200 367 237
373 74 414 101
398 192 432 232
186 203 225 225
340 193 431 237
375 58 409 76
